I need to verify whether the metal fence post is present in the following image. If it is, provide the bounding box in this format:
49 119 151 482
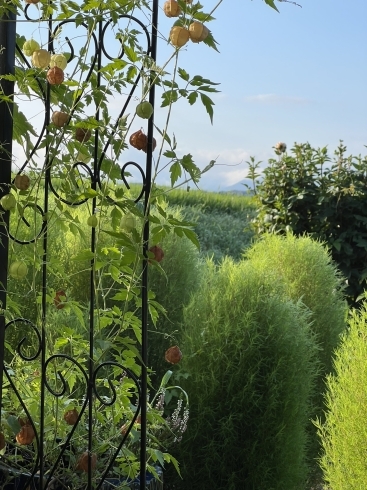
0 5 16 410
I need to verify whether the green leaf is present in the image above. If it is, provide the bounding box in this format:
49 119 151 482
200 93 214 124
7 415 21 435
202 31 220 52
72 249 95 261
265 0 279 11
182 228 200 249
123 46 138 63
164 150 177 159
170 161 182 187
188 92 198 105
178 67 190 81
70 303 86 329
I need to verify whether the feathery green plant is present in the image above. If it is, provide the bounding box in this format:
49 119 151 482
175 258 319 490
315 303 367 489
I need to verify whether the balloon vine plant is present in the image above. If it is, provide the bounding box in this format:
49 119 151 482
0 0 285 488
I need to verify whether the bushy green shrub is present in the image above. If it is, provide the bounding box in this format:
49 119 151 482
174 258 319 490
244 234 347 383
315 303 367 489
244 233 347 468
251 141 367 305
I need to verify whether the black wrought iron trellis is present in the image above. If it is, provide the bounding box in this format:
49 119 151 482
0 0 159 489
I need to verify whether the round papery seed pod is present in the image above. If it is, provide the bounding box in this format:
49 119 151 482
0 433 5 450
32 49 51 69
130 130 147 150
149 245 164 263
54 289 66 309
76 452 97 472
52 111 69 128
16 425 35 445
0 193 16 210
142 136 157 153
275 142 287 153
75 128 92 143
14 175 30 191
169 26 190 48
77 151 91 164
163 0 181 17
23 39 40 57
165 345 183 364
64 408 79 425
135 101 154 120
47 66 64 85
87 214 98 228
50 53 67 70
120 213 136 232
189 22 209 43
9 261 28 280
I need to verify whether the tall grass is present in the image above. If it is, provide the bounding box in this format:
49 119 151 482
157 188 255 214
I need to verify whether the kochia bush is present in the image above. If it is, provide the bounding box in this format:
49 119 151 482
176 258 319 490
315 303 367 490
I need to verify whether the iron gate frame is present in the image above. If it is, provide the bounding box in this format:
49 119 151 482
0 1 159 488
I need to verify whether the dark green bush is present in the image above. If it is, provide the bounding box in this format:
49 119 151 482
315 303 367 489
174 258 319 490
251 141 367 306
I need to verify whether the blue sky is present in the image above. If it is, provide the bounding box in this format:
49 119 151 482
14 0 367 192
153 0 367 190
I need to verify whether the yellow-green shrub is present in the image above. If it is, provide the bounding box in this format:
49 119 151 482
316 303 367 489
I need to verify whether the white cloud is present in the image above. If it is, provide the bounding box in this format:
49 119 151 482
244 93 311 105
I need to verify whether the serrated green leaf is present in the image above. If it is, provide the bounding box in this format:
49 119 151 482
164 150 176 159
170 161 182 187
200 93 214 124
124 45 138 63
178 67 190 81
188 92 198 105
182 227 200 249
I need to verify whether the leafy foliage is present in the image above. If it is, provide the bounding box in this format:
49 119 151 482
0 0 222 485
251 142 367 306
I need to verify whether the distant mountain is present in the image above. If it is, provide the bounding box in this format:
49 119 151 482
222 178 255 194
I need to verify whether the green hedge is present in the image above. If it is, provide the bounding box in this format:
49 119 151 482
174 258 319 490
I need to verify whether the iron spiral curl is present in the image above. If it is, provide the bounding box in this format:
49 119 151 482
0 2 159 488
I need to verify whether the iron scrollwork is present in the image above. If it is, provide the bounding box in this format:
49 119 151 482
0 1 159 489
